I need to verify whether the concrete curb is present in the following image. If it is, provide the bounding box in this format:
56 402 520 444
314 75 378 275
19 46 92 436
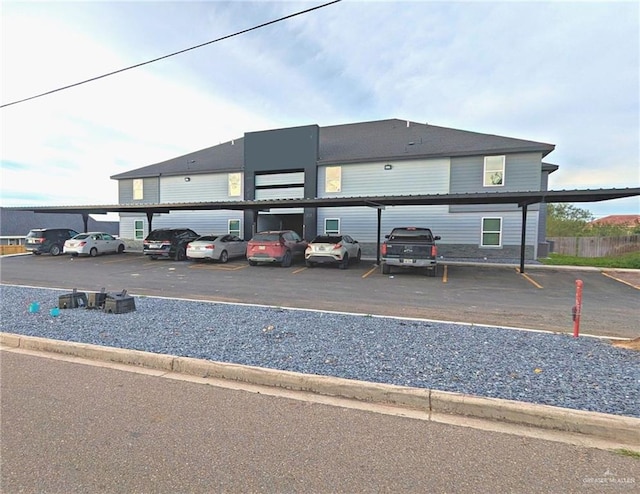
2 332 638 448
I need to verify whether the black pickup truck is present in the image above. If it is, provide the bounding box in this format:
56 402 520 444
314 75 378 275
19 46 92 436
380 226 441 276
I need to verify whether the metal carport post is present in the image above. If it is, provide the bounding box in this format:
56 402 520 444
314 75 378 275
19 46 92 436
519 203 528 274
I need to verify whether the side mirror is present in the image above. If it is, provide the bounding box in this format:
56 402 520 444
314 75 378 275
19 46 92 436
384 234 390 239
434 236 441 240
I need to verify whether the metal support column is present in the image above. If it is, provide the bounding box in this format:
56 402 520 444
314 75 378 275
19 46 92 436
376 207 382 265
146 211 154 233
81 213 89 233
519 203 528 274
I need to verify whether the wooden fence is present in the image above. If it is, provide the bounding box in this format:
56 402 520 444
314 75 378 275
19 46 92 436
547 235 640 257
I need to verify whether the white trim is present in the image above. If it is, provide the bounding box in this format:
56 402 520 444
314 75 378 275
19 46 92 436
481 216 502 247
483 156 505 187
228 218 242 236
134 220 145 240
324 218 340 235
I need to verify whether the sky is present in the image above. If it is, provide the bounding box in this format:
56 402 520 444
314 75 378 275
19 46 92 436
1 0 639 219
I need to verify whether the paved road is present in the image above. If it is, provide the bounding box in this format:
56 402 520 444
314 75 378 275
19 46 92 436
1 253 639 338
2 350 638 494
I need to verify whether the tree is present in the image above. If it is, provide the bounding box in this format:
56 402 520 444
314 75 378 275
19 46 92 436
546 204 594 237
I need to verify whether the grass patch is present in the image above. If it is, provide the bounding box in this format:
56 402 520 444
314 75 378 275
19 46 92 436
539 251 640 269
613 448 640 459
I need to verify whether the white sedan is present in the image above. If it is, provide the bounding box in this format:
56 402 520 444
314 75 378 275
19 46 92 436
63 232 125 257
186 234 247 263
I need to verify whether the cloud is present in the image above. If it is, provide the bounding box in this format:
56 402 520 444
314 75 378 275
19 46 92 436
1 0 638 215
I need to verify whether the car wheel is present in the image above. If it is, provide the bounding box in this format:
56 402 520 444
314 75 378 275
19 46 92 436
117 244 125 254
426 266 437 277
49 245 61 256
355 249 362 263
281 250 292 267
338 253 349 269
150 255 158 260
33 252 41 256
248 260 258 266
71 253 78 257
175 248 186 261
89 247 98 257
219 250 229 263
381 263 391 274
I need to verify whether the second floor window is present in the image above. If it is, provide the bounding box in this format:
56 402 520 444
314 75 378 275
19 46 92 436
484 156 505 187
133 179 143 200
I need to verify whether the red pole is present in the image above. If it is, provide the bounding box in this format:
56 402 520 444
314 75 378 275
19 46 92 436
573 279 583 337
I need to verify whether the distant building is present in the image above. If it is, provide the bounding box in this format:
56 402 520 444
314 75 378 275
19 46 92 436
589 215 640 230
0 208 119 245
111 118 559 260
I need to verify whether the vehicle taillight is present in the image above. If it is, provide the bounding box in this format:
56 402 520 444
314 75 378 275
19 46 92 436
431 245 437 257
333 243 342 249
205 244 214 250
381 243 387 256
34 238 44 243
79 241 86 247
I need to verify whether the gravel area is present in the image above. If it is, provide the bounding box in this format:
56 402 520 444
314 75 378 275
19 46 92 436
2 284 639 418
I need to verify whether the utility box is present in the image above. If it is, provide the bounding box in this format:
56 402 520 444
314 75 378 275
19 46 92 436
87 288 107 310
103 290 136 314
58 288 88 309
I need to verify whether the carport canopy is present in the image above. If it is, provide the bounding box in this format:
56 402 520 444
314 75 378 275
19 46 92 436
6 187 639 273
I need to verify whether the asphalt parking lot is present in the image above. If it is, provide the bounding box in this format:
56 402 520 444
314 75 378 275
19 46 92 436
1 252 638 339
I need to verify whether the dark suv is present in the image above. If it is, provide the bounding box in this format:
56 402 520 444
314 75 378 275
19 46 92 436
25 228 79 256
143 228 199 260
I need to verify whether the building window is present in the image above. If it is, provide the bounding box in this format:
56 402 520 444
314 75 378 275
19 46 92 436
133 179 143 200
481 217 502 247
228 173 242 197
484 156 505 187
325 218 340 235
228 219 241 237
325 166 341 193
134 220 144 240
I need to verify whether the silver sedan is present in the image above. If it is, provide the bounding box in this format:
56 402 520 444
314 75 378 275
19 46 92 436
186 234 247 263
63 232 125 257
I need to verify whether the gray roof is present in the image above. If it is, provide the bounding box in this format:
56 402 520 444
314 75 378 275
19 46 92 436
112 118 555 180
318 119 555 164
111 138 245 180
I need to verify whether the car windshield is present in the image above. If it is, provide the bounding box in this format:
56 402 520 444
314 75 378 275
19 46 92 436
196 236 218 241
251 233 281 242
146 230 175 241
73 234 90 240
312 236 342 244
26 231 45 238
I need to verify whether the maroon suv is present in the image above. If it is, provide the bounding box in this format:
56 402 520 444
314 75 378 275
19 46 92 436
246 230 308 267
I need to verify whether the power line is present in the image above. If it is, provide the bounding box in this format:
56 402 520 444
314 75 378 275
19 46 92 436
1 0 341 109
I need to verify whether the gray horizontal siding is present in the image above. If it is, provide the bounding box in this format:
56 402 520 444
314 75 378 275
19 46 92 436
119 211 245 240
255 187 304 200
255 172 305 186
450 152 543 193
317 158 449 197
450 152 543 213
161 173 241 203
316 206 538 247
118 178 159 204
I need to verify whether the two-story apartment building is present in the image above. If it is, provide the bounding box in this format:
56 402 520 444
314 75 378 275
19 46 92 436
111 118 558 260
